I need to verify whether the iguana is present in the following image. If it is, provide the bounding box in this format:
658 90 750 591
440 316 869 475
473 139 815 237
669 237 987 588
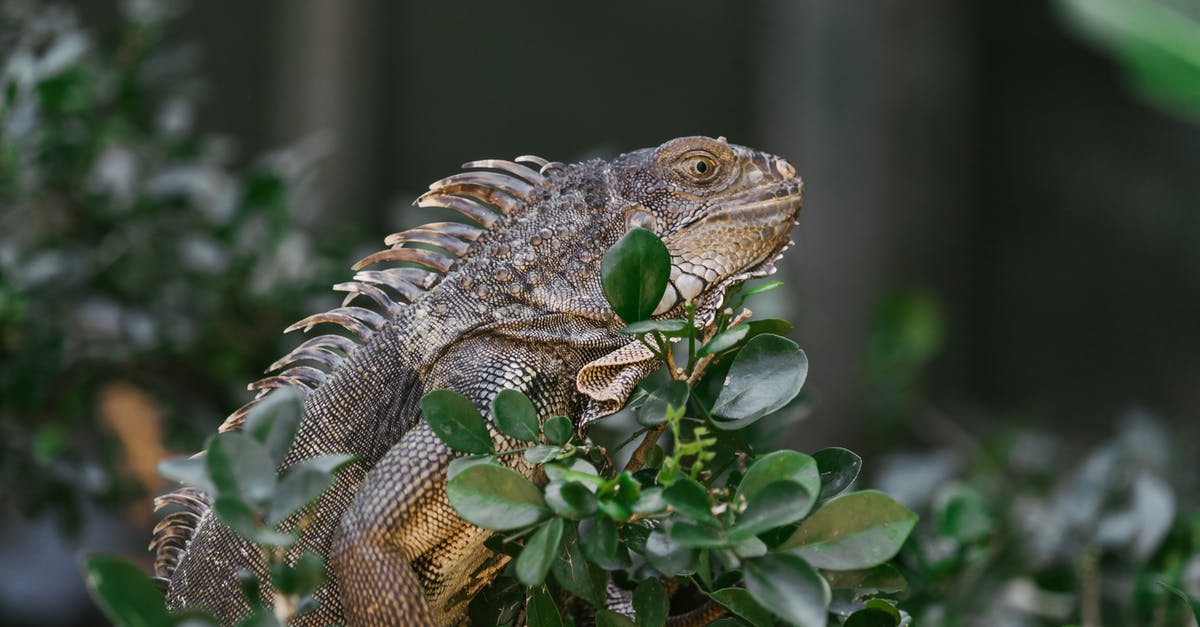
152 136 803 625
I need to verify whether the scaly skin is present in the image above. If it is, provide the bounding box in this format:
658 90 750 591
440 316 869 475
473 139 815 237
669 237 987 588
153 136 803 625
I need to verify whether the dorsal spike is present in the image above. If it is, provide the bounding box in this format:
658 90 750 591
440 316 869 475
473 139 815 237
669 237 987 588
332 306 387 331
380 228 471 256
515 154 549 167
268 345 340 373
351 247 454 273
248 374 304 393
284 310 374 339
276 365 327 387
354 268 436 302
385 221 484 246
540 161 565 175
461 159 547 186
292 333 359 356
428 170 535 202
333 281 400 314
416 193 501 227
219 397 265 432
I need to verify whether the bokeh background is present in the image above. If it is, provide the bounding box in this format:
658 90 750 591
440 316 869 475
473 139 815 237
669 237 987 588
2 1 1198 625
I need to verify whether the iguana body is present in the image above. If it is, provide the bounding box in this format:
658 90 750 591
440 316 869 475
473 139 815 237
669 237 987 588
153 136 803 625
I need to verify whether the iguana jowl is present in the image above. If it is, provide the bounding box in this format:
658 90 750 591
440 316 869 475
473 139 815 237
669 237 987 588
153 136 803 625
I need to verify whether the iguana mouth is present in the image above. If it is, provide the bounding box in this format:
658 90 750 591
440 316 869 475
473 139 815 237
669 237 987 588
654 179 803 316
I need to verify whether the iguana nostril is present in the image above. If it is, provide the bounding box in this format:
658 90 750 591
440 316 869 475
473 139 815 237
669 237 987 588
776 159 796 178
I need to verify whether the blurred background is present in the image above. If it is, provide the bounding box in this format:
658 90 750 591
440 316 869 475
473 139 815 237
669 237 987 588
1 1 1197 625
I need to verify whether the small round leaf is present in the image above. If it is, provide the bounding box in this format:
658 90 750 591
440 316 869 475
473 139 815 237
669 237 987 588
445 464 549 531
779 490 918 570
492 388 540 443
743 553 831 627
516 518 565 587
601 227 671 323
421 389 494 454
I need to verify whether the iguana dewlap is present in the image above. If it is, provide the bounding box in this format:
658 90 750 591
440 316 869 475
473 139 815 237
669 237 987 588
152 136 803 625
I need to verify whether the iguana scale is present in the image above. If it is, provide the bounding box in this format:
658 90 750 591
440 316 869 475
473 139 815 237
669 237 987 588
152 136 803 625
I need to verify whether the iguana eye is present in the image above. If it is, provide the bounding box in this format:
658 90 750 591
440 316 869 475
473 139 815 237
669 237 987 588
678 152 719 183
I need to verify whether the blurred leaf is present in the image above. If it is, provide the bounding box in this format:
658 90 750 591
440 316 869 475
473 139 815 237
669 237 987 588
813 447 862 502
445 464 549 531
525 444 565 465
552 524 607 606
633 578 668 627
516 518 564 587
446 454 494 480
621 319 690 336
266 453 353 525
743 553 830 627
157 455 215 495
663 477 719 527
601 227 671 323
492 388 539 443
644 529 697 576
711 587 774 627
421 389 493 454
82 555 173 627
580 515 619 565
596 609 636 627
711 334 808 429
934 484 993 544
779 490 917 570
543 415 573 446
636 380 689 427
272 551 324 597
821 564 907 593
698 325 749 357
669 520 728 548
545 480 598 519
243 388 304 465
741 280 784 297
526 585 564 627
632 487 667 515
1158 581 1200 623
207 432 276 507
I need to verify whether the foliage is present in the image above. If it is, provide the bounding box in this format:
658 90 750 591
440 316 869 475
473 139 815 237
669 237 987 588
1057 0 1200 120
0 1 350 528
875 413 1200 626
85 388 352 626
424 230 918 626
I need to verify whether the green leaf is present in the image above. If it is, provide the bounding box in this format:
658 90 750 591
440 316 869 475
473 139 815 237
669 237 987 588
272 551 325 597
698 324 749 357
1158 581 1200 623
710 587 774 627
730 480 814 540
421 389 494 454
636 380 689 427
525 444 565 465
545 481 598 519
82 555 173 627
710 334 808 429
743 553 831 627
844 599 902 627
157 455 215 495
643 529 697 576
445 464 549 530
742 280 785 297
516 518 565 587
813 447 861 501
580 515 619 565
597 499 632 522
552 524 607 606
621 319 690 336
743 318 794 344
615 471 642 506
601 227 671 323
526 585 564 627
242 387 304 465
632 487 667 515
492 388 540 443
668 520 728 548
446 454 495 480
543 415 573 445
821 564 907 593
266 454 353 525
935 484 993 543
779 490 917 570
633 578 668 627
207 431 277 507
736 450 820 513
545 458 602 487
733 535 768 558
663 477 719 527
596 609 637 627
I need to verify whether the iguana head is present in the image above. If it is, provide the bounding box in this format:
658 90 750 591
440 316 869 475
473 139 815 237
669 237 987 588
609 135 803 322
